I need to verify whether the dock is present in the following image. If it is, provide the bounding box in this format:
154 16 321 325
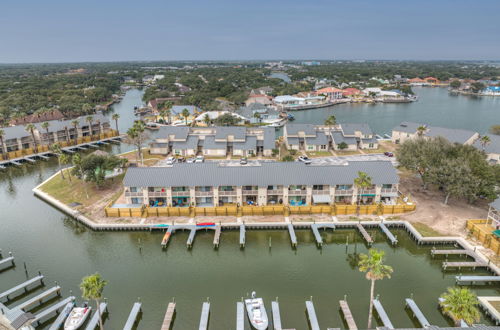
38 154 50 160
442 261 487 270
478 296 500 325
24 157 36 163
272 300 282 330
123 302 142 330
0 274 44 301
85 302 108 330
305 300 320 330
48 301 75 330
236 301 244 330
339 299 358 330
0 254 14 268
356 223 373 245
239 224 246 247
213 225 221 248
379 223 397 245
187 226 197 248
288 223 297 247
431 249 473 257
198 301 210 330
372 298 394 329
311 224 323 246
405 298 431 328
11 160 22 166
161 302 176 330
15 286 61 311
456 275 500 284
161 226 174 247
32 296 75 325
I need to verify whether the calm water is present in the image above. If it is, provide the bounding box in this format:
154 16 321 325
0 89 499 329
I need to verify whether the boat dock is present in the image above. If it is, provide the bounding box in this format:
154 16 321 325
161 302 176 330
32 295 76 326
236 301 244 330
339 299 358 330
0 253 14 268
442 261 487 270
198 301 210 330
272 300 282 330
161 226 174 247
305 300 320 330
405 298 430 328
48 301 75 330
372 298 394 329
186 226 197 248
379 223 397 245
431 248 473 257
288 224 297 247
213 225 221 248
123 301 142 330
456 275 500 284
240 224 246 247
0 274 44 301
311 223 336 247
85 302 108 330
15 286 61 311
478 296 500 325
356 223 373 245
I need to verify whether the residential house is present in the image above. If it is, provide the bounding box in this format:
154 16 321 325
391 122 479 145
147 97 183 113
250 86 273 95
170 105 203 124
472 134 500 164
236 103 280 124
9 109 64 126
408 78 428 86
342 88 362 98
245 94 272 107
122 161 400 207
315 87 343 101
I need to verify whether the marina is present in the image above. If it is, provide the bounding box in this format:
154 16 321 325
339 298 358 330
372 297 394 329
123 301 142 330
305 300 320 330
84 302 108 330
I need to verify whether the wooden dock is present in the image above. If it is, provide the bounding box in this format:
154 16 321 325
0 254 14 268
123 302 142 330
405 298 430 328
0 274 44 301
47 301 74 330
372 298 394 329
161 226 174 247
161 302 176 330
24 157 36 163
239 224 246 247
288 224 297 247
442 261 487 270
431 249 473 257
32 296 75 325
15 286 61 311
198 301 210 330
272 300 282 330
356 223 373 245
379 223 397 245
339 300 358 330
236 301 244 330
213 225 221 248
305 300 320 330
456 275 500 284
84 302 108 330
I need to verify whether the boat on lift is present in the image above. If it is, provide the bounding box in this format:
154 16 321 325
245 292 268 330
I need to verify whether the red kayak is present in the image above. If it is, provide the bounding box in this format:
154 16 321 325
197 222 216 226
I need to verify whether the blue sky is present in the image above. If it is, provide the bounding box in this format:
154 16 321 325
1 0 499 63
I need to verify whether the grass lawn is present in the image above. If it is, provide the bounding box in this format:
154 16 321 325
40 171 124 209
412 222 448 237
119 148 163 166
335 150 361 156
306 151 332 157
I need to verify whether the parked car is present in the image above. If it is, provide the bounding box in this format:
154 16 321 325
195 155 205 163
297 156 312 164
177 157 186 163
186 157 196 163
166 157 176 165
240 157 248 165
384 152 394 157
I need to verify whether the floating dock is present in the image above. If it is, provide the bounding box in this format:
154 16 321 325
0 254 14 268
372 298 394 329
379 223 397 245
213 225 221 248
272 300 282 330
305 300 320 330
32 296 75 325
187 226 197 248
310 223 336 247
288 223 297 247
123 302 142 330
198 301 210 330
339 299 357 330
239 224 246 247
85 302 108 330
24 157 36 163
15 286 61 311
356 223 373 245
456 275 500 284
405 298 430 328
236 301 244 330
0 274 44 301
442 261 487 270
161 302 176 330
48 301 75 330
478 296 500 325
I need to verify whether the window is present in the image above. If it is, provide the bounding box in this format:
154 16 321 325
369 143 374 148
313 185 324 190
336 184 352 190
382 184 393 189
130 187 138 192
320 145 326 150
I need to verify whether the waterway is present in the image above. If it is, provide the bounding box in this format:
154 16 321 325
0 88 499 329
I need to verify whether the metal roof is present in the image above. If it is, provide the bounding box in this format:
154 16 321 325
331 131 357 145
157 126 190 140
233 135 257 150
123 161 399 187
262 127 276 150
2 125 31 140
341 123 373 136
285 124 317 136
306 132 328 145
34 113 109 133
215 126 247 140
203 136 227 150
172 135 199 150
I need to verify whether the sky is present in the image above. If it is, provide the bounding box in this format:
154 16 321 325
0 0 499 63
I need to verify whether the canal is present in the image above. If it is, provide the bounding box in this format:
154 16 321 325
0 88 498 329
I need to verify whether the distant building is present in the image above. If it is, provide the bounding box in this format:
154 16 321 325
9 109 65 126
250 86 274 95
153 74 165 81
315 87 343 100
245 94 272 107
391 122 479 145
236 103 280 124
301 61 321 66
408 78 429 86
342 88 362 98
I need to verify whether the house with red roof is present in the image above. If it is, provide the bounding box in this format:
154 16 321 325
342 88 362 98
315 87 343 100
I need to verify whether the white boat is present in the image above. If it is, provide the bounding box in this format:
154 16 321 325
264 118 285 128
64 303 91 330
245 292 269 330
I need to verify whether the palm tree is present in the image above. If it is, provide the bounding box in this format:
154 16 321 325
41 121 50 145
50 144 65 180
71 120 80 145
164 109 171 124
159 110 167 124
439 287 480 326
60 153 72 182
86 115 94 139
0 129 6 160
126 121 146 165
354 171 372 209
203 114 211 127
416 125 427 137
181 108 190 126
479 135 491 151
253 112 261 124
72 153 89 199
111 113 120 134
358 248 393 329
25 123 38 153
324 115 337 129
80 273 107 330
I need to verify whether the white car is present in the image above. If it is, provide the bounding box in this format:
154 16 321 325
195 155 205 163
186 157 196 163
166 156 176 165
297 156 312 164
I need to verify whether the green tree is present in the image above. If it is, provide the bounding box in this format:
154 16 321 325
111 113 120 134
203 114 211 127
439 287 480 326
41 121 50 145
80 273 107 330
253 112 261 123
470 82 486 93
0 129 6 159
181 108 191 125
60 153 72 182
416 125 427 137
324 115 337 128
479 135 491 151
450 80 461 89
71 153 88 199
358 249 393 329
86 116 94 138
25 123 38 153
214 113 240 126
50 144 66 180
72 120 80 145
281 155 294 162
126 121 147 165
82 103 93 114
354 171 372 207
338 142 348 150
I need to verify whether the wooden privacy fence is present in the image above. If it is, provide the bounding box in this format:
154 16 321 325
105 205 145 217
467 219 500 255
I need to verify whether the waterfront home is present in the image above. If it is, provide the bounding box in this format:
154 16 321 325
193 111 246 126
9 109 64 126
147 97 182 113
315 87 343 101
274 95 305 107
341 88 362 98
250 86 273 95
488 198 500 229
481 86 500 96
391 122 479 145
149 126 275 157
408 78 429 86
283 123 378 152
245 94 273 107
122 161 399 207
236 103 280 124
472 134 500 164
169 105 203 123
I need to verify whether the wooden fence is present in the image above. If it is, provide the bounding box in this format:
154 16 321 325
467 219 500 255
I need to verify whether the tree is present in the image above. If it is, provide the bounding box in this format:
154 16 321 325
281 155 294 162
479 135 491 151
416 125 427 137
71 153 88 199
181 108 190 125
72 120 80 145
111 113 120 134
338 142 348 150
490 125 500 135
354 171 372 208
324 115 336 128
358 249 393 329
75 153 126 188
203 114 211 127
25 123 38 153
51 144 67 180
214 113 240 126
253 112 261 123
470 82 486 93
0 129 6 159
450 80 461 89
439 287 480 326
82 103 93 114
126 121 147 165
86 116 94 139
41 121 50 145
80 273 107 330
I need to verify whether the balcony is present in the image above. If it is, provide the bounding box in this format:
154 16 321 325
288 189 307 196
381 188 399 195
242 189 259 195
360 189 377 195
195 191 213 197
148 191 167 197
218 190 237 196
125 191 143 197
312 189 329 195
335 189 353 196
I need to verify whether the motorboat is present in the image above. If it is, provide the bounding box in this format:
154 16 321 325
245 292 268 329
64 303 91 330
